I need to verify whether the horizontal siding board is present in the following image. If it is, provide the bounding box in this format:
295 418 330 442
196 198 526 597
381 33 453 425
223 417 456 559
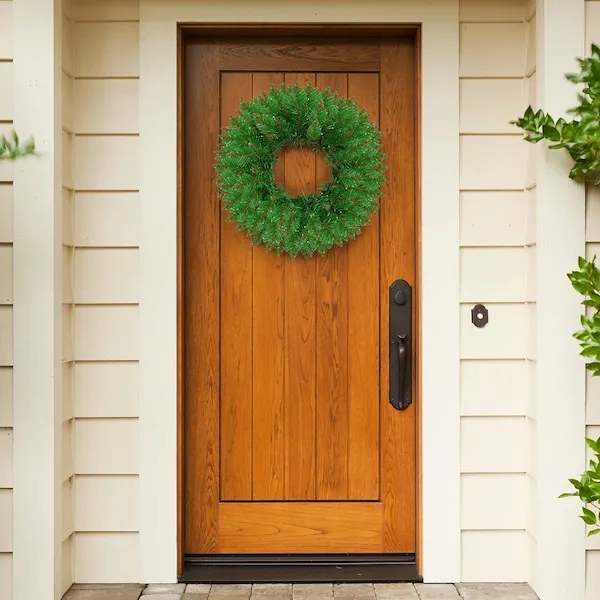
587 550 600 599
74 192 140 247
63 15 73 76
0 62 13 120
0 186 13 243
0 489 11 551
74 419 139 475
460 303 528 359
0 553 11 600
62 536 73 597
0 428 12 487
586 2 600 49
74 306 139 361
75 248 139 304
74 137 139 191
459 0 525 22
525 15 536 75
63 189 74 247
63 304 74 362
63 246 73 304
587 371 600 425
74 22 139 77
0 368 12 427
75 475 139 531
460 136 526 190
62 478 74 542
586 185 600 242
460 247 528 302
74 532 139 583
0 246 12 304
461 416 528 473
72 0 140 22
461 359 528 416
459 79 525 134
460 192 528 247
461 473 527 530
0 125 14 183
63 420 74 481
459 23 525 78
63 131 74 190
0 307 12 366
461 531 528 582
74 79 139 134
63 363 74 422
63 72 73 133
74 362 138 418
0 2 12 60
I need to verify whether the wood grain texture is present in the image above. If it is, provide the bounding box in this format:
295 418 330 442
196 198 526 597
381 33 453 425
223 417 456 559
183 43 220 553
252 72 286 500
347 73 381 501
218 40 380 72
219 502 383 553
380 39 417 552
182 34 417 558
315 73 349 500
283 72 317 501
220 72 254 500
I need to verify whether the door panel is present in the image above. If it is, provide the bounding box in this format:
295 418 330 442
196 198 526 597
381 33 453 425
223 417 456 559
184 36 416 556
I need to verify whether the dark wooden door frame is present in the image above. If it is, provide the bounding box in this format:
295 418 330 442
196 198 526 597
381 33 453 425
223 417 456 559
176 23 422 583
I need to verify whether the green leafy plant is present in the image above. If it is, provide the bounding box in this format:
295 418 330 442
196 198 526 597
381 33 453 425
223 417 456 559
513 46 600 537
511 43 600 183
0 129 35 160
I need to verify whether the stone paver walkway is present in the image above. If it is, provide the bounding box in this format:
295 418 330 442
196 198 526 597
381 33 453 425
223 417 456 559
64 583 539 600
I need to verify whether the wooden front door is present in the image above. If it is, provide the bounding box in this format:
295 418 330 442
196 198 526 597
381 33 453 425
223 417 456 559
182 29 417 572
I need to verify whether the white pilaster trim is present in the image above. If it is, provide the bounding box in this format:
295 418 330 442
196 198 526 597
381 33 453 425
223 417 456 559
139 0 460 583
534 1 587 599
12 1 63 599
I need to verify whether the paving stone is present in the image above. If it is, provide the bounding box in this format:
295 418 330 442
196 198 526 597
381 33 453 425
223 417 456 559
210 585 252 597
455 584 538 600
333 583 376 600
292 583 334 599
414 584 458 599
187 585 212 594
374 583 418 599
145 584 187 595
64 584 144 600
251 584 292 598
184 595 210 600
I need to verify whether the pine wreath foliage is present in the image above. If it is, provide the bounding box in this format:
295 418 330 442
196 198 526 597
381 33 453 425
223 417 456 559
215 83 386 257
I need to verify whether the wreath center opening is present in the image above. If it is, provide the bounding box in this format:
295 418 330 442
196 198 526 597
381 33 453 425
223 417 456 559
273 145 333 197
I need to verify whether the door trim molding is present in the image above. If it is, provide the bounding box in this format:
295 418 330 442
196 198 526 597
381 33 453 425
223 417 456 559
180 554 422 584
139 0 460 584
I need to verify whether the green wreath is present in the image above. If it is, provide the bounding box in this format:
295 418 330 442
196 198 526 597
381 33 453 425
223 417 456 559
215 83 386 257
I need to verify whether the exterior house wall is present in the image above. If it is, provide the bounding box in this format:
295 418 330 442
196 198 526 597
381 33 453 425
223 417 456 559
458 0 534 582
0 2 15 598
69 0 141 584
585 4 600 598
62 0 75 594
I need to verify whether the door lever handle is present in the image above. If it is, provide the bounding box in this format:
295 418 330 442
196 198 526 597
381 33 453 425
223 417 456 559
389 280 412 410
397 333 408 408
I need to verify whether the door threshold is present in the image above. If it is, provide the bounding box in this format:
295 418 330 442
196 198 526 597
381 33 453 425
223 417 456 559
180 554 422 583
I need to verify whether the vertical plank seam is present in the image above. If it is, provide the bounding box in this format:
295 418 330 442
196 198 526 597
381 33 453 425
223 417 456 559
250 72 255 501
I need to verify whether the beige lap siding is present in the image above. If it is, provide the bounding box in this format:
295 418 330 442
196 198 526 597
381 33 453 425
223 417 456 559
458 0 534 583
62 0 76 595
71 0 140 584
0 1 15 598
585 5 600 599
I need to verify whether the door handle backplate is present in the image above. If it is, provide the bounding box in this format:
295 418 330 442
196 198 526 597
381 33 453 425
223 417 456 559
389 279 412 410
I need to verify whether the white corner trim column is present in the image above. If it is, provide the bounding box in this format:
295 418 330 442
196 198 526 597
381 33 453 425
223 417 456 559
534 0 586 599
12 0 63 599
139 0 460 584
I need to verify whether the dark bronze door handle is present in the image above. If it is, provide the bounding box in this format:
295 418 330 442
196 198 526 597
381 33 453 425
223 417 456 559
389 280 412 410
